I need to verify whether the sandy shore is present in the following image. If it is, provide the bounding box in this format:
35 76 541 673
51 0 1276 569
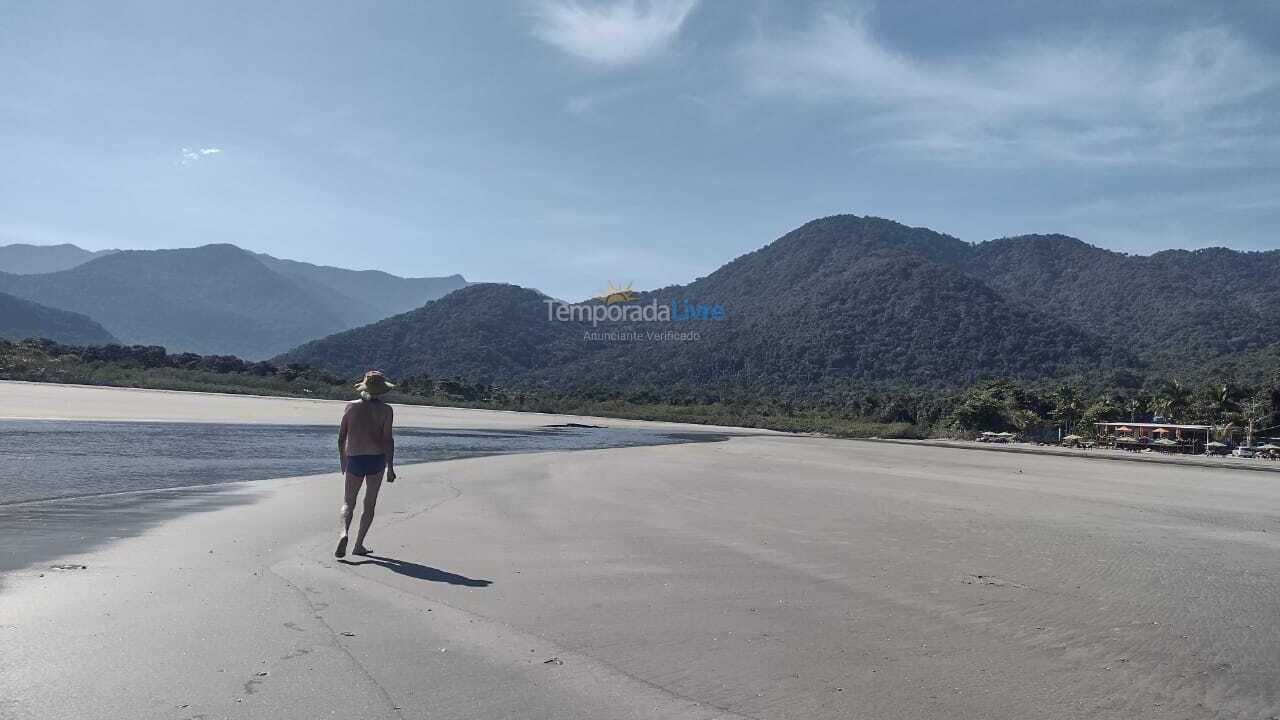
0 380 778 433
3 386 1280 718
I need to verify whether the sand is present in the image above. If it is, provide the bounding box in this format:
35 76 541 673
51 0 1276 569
0 380 778 432
2 384 1279 719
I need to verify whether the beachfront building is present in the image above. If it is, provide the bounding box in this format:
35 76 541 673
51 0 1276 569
1093 421 1213 454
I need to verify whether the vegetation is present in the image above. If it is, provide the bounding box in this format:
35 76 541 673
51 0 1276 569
0 338 927 437
6 338 1276 442
5 215 1278 442
966 235 1280 373
945 375 1280 441
8 216 1278 390
0 291 118 345
281 217 1280 400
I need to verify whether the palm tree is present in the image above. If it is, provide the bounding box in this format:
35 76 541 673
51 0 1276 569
1155 379 1191 422
1051 384 1082 434
1214 422 1235 443
1011 408 1044 438
1211 384 1236 424
1151 397 1173 421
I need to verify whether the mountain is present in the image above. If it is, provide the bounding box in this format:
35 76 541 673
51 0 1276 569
279 216 1140 396
596 217 1126 391
279 283 586 381
0 244 467 358
0 291 118 345
963 236 1280 368
0 243 118 274
252 252 466 322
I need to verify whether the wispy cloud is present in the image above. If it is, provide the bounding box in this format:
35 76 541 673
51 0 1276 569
178 146 224 165
740 8 1280 166
531 0 697 66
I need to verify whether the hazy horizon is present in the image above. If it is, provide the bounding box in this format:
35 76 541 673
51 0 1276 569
5 214 1280 298
4 1 1279 300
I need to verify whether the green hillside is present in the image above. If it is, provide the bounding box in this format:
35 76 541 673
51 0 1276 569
278 216 1141 397
964 236 1280 373
0 291 118 345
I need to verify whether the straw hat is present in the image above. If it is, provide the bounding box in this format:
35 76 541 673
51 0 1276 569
354 370 395 396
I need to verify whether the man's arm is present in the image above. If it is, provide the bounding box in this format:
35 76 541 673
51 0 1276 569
337 406 349 474
384 404 396 481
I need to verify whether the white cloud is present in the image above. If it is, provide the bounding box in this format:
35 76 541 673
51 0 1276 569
531 0 697 66
178 146 224 165
740 9 1280 166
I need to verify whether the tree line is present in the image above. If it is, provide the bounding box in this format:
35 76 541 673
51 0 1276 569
3 337 1276 441
948 377 1280 440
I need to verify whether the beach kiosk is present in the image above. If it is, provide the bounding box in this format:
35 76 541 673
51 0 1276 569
1093 421 1213 454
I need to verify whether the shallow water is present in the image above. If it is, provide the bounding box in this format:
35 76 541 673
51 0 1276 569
0 420 721 504
0 420 728 576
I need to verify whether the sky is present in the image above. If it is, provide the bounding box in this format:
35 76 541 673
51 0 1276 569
2 0 1278 301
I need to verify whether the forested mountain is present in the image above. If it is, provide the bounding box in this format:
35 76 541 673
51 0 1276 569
624 217 1123 389
279 283 586 381
8 216 1276 393
0 243 118 274
0 291 118 345
964 236 1280 369
0 244 466 358
280 216 1154 397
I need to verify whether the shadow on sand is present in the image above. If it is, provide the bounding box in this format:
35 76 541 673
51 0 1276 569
339 554 493 588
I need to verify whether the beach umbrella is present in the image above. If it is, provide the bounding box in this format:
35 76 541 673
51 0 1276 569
1205 441 1227 448
1153 438 1176 445
996 432 1015 437
1062 434 1082 441
1152 428 1169 435
1116 426 1133 432
1259 443 1280 451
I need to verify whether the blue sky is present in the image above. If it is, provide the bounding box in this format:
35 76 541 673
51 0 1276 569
3 0 1278 300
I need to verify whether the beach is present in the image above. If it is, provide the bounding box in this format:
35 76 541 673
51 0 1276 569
0 380 771 431
2 384 1279 719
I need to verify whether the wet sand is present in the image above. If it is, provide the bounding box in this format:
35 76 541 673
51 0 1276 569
2 385 1280 718
0 382 748 585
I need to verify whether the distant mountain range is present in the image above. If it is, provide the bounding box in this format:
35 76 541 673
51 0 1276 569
251 252 466 328
0 291 118 345
0 243 467 358
7 217 1276 394
281 216 1280 396
0 243 118 274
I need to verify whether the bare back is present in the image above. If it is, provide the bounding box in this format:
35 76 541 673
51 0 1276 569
341 398 394 456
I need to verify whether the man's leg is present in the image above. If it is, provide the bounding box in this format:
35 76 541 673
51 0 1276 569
353 472 384 554
336 472 363 557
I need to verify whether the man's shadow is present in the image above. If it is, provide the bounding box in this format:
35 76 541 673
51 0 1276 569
339 554 492 588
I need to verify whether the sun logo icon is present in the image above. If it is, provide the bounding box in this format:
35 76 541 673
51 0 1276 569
595 281 638 305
